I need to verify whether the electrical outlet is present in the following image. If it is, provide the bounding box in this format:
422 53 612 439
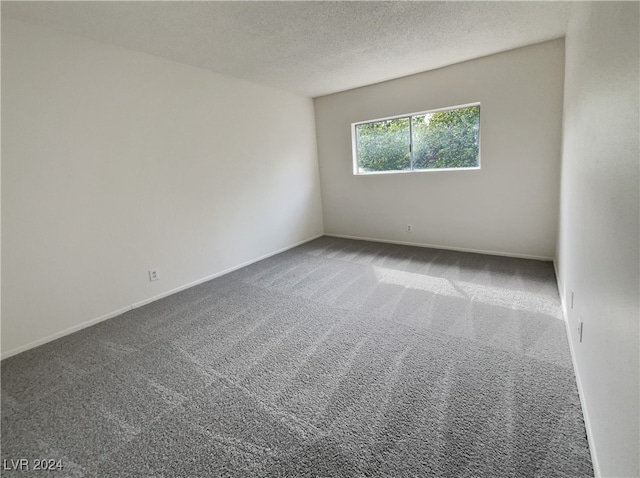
406 224 413 233
577 320 583 343
149 269 159 282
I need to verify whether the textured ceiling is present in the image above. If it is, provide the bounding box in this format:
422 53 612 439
2 1 571 97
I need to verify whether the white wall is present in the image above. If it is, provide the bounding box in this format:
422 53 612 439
557 3 639 477
314 40 565 260
1 19 323 357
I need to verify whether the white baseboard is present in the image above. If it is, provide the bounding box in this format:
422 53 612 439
0 234 323 361
553 260 601 478
0 305 133 361
129 234 323 310
325 233 554 261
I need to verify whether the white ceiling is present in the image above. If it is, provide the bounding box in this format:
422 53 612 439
2 1 572 97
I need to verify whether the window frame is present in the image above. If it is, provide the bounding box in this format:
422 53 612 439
351 102 481 175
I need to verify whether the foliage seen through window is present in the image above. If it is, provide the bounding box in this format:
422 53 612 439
354 105 480 173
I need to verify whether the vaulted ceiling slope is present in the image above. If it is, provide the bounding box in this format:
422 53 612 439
2 1 571 97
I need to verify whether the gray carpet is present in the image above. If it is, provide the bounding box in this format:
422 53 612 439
1 237 593 477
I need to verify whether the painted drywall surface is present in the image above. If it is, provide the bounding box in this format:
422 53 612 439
1 19 323 356
315 40 564 259
557 3 639 477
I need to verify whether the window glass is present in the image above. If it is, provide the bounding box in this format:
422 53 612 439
355 118 410 173
412 106 480 170
353 104 480 174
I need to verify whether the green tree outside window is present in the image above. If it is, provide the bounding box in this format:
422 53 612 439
355 105 480 173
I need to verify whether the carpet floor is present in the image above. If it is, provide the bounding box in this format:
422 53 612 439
1 237 593 477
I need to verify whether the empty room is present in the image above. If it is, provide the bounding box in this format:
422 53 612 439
1 1 638 477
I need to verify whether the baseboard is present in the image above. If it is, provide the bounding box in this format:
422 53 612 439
553 260 601 477
0 234 323 361
130 234 323 310
0 305 132 360
325 233 554 261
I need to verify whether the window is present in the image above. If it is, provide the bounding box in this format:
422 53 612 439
352 103 480 174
